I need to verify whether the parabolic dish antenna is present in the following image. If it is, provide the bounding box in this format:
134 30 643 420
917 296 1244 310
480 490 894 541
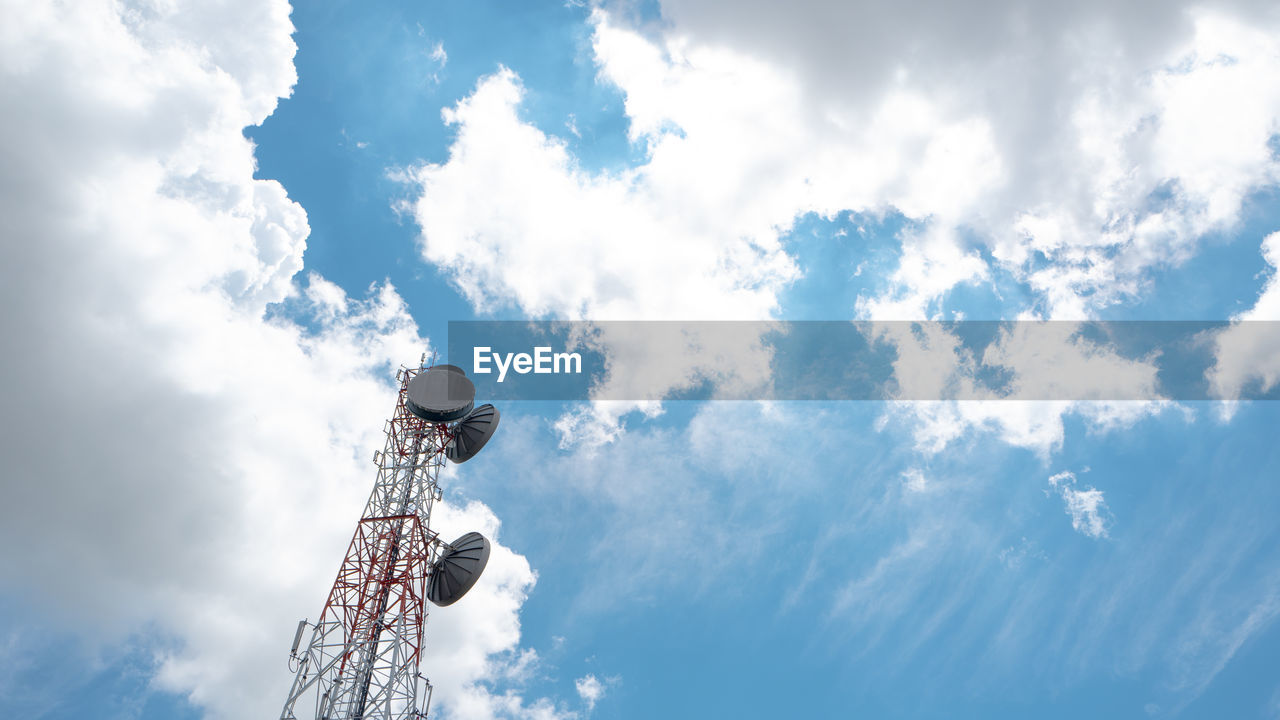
428 532 491 607
446 404 500 464
406 365 475 423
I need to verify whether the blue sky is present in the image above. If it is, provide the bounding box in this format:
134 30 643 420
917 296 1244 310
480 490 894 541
4 1 1280 719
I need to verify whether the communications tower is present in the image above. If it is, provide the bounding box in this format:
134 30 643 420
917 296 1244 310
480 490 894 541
280 361 501 720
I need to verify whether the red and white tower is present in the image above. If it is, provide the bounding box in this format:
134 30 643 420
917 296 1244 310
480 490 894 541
280 362 500 720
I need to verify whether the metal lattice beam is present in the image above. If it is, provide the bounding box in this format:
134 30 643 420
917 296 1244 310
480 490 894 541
281 366 452 720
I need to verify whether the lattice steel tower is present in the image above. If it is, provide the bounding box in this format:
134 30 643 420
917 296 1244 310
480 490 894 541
281 362 501 720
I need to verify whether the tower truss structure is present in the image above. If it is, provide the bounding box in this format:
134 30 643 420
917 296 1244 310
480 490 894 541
281 365 459 720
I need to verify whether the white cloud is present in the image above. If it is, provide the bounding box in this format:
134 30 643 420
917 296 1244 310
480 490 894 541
574 674 604 712
1209 231 1280 403
590 4 1280 320
428 41 449 84
1048 471 1111 539
901 467 929 493
856 225 990 320
0 2 551 718
892 401 1075 457
399 64 798 321
872 321 1171 457
891 397 1177 461
640 1 1280 318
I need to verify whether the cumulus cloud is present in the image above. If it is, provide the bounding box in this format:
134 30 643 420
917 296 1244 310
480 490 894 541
640 0 1280 318
399 63 798 321
0 2 548 718
450 5 1277 322
594 4 1280 320
1048 471 1111 539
